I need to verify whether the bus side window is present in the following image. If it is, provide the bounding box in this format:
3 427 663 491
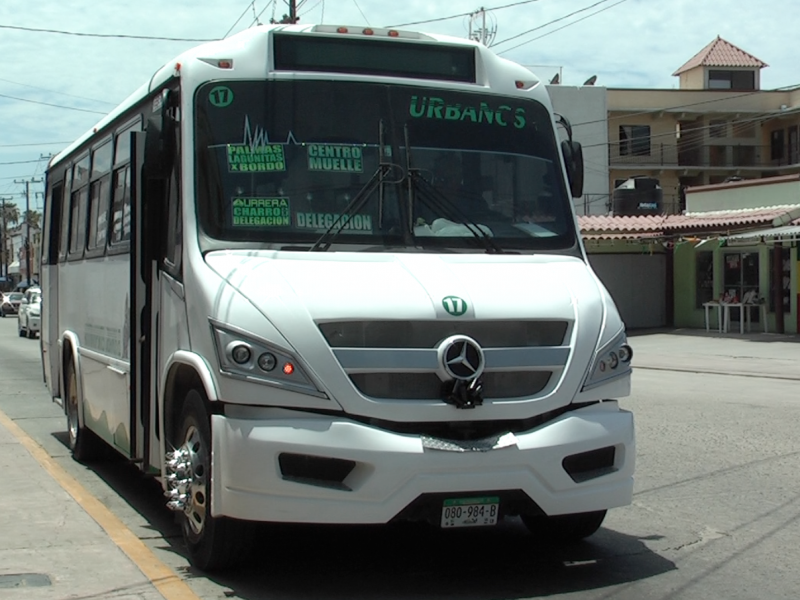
163 168 182 274
44 181 63 266
108 118 141 250
87 139 112 254
68 154 90 260
110 166 131 244
68 188 89 258
58 170 73 262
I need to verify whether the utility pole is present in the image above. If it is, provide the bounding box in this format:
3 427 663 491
14 177 42 285
468 7 496 46
0 196 11 280
272 0 299 24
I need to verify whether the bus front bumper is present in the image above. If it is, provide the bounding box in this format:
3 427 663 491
210 402 635 524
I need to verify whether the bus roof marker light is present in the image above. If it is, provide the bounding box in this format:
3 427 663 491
337 27 349 34
363 28 374 35
388 30 400 37
218 59 233 69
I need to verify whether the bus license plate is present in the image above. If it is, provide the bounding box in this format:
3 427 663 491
441 497 500 528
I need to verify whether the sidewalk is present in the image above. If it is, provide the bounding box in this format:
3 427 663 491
629 328 800 380
0 412 169 600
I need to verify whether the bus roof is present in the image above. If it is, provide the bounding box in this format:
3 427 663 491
50 24 542 169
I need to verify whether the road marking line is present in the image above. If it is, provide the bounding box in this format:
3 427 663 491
0 409 202 600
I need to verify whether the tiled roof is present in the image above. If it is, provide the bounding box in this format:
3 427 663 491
672 36 768 76
669 206 796 229
580 215 667 233
578 206 800 237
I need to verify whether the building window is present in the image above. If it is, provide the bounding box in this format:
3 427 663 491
619 125 650 156
723 252 760 323
771 129 785 162
709 120 727 138
708 70 755 91
788 126 799 165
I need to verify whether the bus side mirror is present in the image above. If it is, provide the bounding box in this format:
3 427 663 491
144 90 176 180
561 139 584 198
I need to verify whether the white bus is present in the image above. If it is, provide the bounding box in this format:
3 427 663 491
41 23 635 571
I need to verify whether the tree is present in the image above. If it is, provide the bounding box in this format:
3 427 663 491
0 201 19 278
23 210 41 229
1 202 20 226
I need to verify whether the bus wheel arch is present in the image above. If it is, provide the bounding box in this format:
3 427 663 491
162 357 218 452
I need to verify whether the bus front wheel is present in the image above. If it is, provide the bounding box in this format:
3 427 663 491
175 390 252 571
522 510 606 545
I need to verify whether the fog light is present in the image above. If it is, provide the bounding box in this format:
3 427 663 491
258 352 277 372
618 345 633 363
231 344 251 365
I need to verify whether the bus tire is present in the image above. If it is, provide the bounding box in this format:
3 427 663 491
176 390 252 571
65 359 105 462
521 510 606 545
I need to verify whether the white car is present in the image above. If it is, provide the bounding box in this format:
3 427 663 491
18 287 41 339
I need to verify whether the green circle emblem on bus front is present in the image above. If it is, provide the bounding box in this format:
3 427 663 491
442 296 468 316
209 86 234 107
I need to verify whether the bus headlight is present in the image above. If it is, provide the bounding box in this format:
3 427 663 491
582 330 632 391
211 322 322 396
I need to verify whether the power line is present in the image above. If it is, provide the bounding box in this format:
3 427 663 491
572 82 800 128
492 0 613 47
352 0 371 25
497 0 629 54
0 77 117 106
0 92 106 114
299 0 324 18
224 1 255 38
386 0 540 29
0 142 70 148
0 159 46 166
0 23 217 42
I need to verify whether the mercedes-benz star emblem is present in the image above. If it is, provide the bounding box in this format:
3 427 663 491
437 335 485 381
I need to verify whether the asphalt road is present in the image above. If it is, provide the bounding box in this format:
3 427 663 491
1 317 799 600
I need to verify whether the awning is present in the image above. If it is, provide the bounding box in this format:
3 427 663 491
7 261 19 275
725 224 800 245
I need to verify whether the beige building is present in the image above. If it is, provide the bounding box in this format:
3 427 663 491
607 36 800 215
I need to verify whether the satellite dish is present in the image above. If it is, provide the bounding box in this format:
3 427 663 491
549 73 560 84
583 75 597 86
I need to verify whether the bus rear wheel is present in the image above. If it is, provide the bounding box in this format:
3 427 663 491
65 360 105 462
522 510 606 545
174 390 252 571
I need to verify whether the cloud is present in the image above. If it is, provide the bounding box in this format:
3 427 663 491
0 0 796 200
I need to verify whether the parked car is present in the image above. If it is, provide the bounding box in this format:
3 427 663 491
1 292 24 317
18 287 41 339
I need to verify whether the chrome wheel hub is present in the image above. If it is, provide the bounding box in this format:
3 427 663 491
164 426 208 536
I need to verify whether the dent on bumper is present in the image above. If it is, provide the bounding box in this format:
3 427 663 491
211 403 635 524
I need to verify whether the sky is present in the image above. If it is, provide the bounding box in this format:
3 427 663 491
1 0 797 211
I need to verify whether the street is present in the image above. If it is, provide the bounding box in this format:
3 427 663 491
1 318 799 600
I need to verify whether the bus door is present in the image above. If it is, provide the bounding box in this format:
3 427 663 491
41 178 65 398
132 88 181 473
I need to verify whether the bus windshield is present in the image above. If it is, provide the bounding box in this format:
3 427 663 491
195 80 576 252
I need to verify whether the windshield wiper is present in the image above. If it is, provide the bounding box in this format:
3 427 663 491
310 121 398 252
402 126 505 254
